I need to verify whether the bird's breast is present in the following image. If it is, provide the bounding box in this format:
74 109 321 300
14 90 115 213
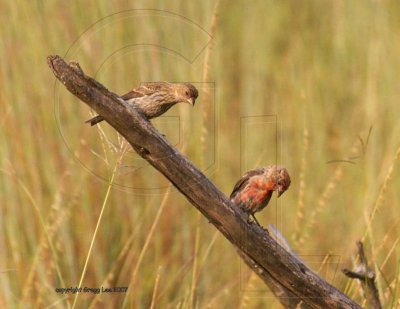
233 178 275 212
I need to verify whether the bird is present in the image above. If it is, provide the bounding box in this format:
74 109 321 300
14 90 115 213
230 165 291 226
85 81 198 126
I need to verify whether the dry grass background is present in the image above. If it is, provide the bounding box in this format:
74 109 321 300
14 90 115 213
1 1 400 308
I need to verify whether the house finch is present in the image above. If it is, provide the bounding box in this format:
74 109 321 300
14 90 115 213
230 166 291 226
86 82 198 126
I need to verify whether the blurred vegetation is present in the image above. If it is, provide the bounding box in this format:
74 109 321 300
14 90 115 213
1 0 400 308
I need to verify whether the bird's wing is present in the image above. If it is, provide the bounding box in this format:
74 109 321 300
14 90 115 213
140 81 170 91
121 82 170 100
230 168 265 199
121 87 154 100
120 89 146 100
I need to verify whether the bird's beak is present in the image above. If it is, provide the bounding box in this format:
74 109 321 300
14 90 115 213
186 97 196 106
276 186 284 197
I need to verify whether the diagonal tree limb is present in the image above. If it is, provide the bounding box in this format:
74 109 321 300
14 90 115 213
47 55 362 309
238 249 311 309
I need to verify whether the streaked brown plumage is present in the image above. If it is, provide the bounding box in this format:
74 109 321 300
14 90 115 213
230 165 291 225
86 82 198 126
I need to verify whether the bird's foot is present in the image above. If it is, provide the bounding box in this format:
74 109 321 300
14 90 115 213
250 214 261 226
248 215 265 229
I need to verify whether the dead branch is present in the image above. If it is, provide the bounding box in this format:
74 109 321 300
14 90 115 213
342 241 382 309
47 55 362 309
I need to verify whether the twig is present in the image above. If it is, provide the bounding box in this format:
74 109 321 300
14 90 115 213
342 241 382 309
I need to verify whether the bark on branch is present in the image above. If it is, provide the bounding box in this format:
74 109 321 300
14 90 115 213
47 55 361 309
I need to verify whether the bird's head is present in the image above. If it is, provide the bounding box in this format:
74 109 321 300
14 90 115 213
265 166 291 197
173 83 198 105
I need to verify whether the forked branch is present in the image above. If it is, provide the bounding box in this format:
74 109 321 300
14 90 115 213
342 241 382 309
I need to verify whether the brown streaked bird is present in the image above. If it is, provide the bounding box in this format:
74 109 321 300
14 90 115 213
230 165 291 226
86 82 198 126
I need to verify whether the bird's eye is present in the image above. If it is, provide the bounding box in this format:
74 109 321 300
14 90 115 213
185 91 189 96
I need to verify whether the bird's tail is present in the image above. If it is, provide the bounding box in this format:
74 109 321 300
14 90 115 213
85 115 104 126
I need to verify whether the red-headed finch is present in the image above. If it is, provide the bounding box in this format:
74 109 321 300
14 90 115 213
230 165 291 226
